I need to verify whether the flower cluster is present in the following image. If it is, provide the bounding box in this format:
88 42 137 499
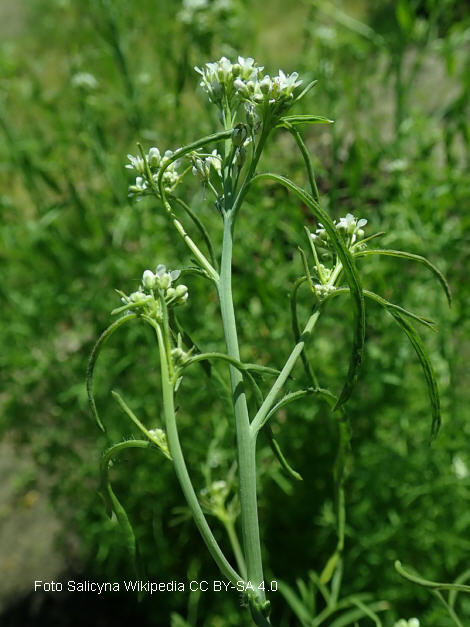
311 213 368 251
190 149 222 182
195 56 302 119
126 147 181 198
115 265 188 322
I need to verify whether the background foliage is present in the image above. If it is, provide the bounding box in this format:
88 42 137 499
1 0 469 625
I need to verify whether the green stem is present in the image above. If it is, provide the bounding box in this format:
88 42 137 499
218 212 266 607
223 518 247 580
154 321 241 585
251 310 320 435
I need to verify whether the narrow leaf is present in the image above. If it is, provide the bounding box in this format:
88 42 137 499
185 352 279 377
277 114 334 128
87 314 137 432
354 248 451 306
395 561 470 593
277 581 313 627
100 440 150 586
264 424 303 481
328 602 389 627
111 391 172 459
389 313 441 440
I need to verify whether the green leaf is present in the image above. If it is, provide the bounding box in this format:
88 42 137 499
354 248 451 306
86 313 137 432
389 312 441 440
328 601 389 627
362 289 437 331
327 287 437 331
251 173 366 410
111 391 172 459
277 580 313 627
395 561 470 593
277 114 334 128
185 352 280 377
323 287 440 439
264 424 303 481
100 440 150 589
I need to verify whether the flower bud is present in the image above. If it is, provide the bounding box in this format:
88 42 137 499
175 284 188 297
148 147 161 168
142 270 156 289
234 78 249 97
158 272 171 290
175 284 188 303
259 76 272 94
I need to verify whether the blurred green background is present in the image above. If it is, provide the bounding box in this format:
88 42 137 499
1 0 469 625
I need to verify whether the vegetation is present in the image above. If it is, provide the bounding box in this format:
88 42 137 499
1 1 469 625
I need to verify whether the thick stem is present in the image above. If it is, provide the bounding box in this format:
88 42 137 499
218 212 266 605
154 322 241 585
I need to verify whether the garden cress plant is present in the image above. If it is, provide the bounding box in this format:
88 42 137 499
88 55 450 625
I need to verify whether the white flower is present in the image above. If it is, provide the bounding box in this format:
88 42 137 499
206 150 222 175
335 214 368 242
129 176 148 194
235 56 261 80
125 154 146 174
275 69 302 95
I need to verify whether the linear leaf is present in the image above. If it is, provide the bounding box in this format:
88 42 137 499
185 352 279 377
251 173 365 409
100 440 150 586
354 248 451 306
327 287 437 331
328 601 389 627
87 313 137 432
277 580 313 627
111 391 172 459
277 115 334 128
264 424 303 481
388 313 441 440
395 561 470 593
